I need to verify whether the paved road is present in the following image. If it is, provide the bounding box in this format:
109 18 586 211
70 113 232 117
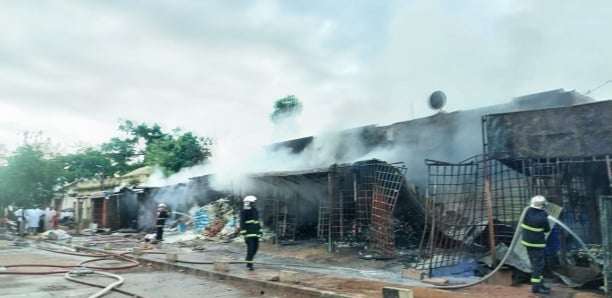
0 239 311 298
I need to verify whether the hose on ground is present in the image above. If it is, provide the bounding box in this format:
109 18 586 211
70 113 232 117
38 244 140 271
65 269 146 298
431 206 597 289
65 270 126 298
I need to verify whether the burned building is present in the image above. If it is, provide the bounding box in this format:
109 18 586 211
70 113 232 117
90 89 609 292
189 159 423 257
179 89 598 260
418 99 611 292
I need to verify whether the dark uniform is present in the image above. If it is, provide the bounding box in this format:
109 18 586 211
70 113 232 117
156 208 169 241
521 206 550 293
240 205 262 270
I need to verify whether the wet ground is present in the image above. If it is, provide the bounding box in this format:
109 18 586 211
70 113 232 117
0 232 607 298
0 241 317 298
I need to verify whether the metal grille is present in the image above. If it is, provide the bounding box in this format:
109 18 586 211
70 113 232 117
418 155 611 276
265 193 298 242
369 162 407 256
354 164 377 241
318 161 407 255
418 157 482 275
317 187 330 240
328 165 356 242
600 195 612 295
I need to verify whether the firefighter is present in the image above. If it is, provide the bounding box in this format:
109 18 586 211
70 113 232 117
240 195 262 270
521 195 551 294
155 203 169 242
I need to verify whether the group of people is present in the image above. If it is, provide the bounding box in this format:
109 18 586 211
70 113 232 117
12 206 59 236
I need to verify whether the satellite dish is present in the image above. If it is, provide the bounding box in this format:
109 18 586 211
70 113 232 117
428 90 447 112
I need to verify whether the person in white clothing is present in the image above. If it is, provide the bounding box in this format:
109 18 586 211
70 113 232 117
25 206 45 235
14 207 26 236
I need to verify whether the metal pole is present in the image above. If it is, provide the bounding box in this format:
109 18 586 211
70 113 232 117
328 165 334 253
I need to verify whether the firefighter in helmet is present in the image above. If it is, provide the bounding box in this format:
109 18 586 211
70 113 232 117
521 195 551 294
156 203 169 242
240 195 262 270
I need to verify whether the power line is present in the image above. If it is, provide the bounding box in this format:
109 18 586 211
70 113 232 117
584 79 612 95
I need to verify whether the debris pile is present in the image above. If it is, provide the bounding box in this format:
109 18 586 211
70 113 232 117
158 198 240 245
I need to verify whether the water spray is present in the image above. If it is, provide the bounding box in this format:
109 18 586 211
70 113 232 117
432 206 597 289
171 211 195 222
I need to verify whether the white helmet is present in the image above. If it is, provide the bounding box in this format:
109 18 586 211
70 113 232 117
243 196 257 203
158 203 167 209
530 195 547 209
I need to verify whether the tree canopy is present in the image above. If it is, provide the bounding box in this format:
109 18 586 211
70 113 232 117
270 95 303 124
0 121 213 211
0 145 60 208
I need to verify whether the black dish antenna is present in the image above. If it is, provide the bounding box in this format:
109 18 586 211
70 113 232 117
428 90 447 113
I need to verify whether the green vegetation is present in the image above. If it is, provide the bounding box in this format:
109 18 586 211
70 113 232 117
0 120 213 210
270 94 302 124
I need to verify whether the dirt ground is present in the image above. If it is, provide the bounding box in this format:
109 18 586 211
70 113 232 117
254 242 607 298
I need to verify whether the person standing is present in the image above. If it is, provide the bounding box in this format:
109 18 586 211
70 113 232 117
51 207 59 230
44 207 53 231
25 206 45 235
155 203 169 242
14 206 26 236
240 196 262 270
521 195 551 294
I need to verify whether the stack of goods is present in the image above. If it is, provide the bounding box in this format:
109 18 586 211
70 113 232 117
194 208 210 233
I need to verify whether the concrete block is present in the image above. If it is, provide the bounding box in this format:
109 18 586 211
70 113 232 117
401 268 424 280
132 248 144 256
279 270 299 283
382 287 414 298
165 253 178 262
214 261 229 272
422 277 449 286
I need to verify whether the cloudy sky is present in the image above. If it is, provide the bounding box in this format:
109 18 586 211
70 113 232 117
1 0 611 156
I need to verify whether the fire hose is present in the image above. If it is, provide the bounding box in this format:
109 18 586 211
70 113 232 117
65 268 125 298
0 245 145 297
431 206 599 289
93 207 597 292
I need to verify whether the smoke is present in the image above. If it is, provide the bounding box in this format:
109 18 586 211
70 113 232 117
144 106 491 200
137 0 612 211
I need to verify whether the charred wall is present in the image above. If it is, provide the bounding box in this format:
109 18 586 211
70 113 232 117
484 100 612 159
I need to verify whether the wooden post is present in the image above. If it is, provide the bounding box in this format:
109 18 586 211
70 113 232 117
481 116 497 266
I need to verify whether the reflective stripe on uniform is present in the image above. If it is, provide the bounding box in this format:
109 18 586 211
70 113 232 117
531 277 542 283
245 220 259 224
245 234 259 238
521 240 546 248
521 223 544 232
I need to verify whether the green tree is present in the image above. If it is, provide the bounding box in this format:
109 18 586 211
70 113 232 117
270 95 303 124
119 120 165 145
0 165 9 215
100 137 141 175
53 147 114 184
104 120 212 176
1 145 60 207
144 129 212 175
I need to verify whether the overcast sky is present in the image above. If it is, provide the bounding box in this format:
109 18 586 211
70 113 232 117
1 0 611 156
